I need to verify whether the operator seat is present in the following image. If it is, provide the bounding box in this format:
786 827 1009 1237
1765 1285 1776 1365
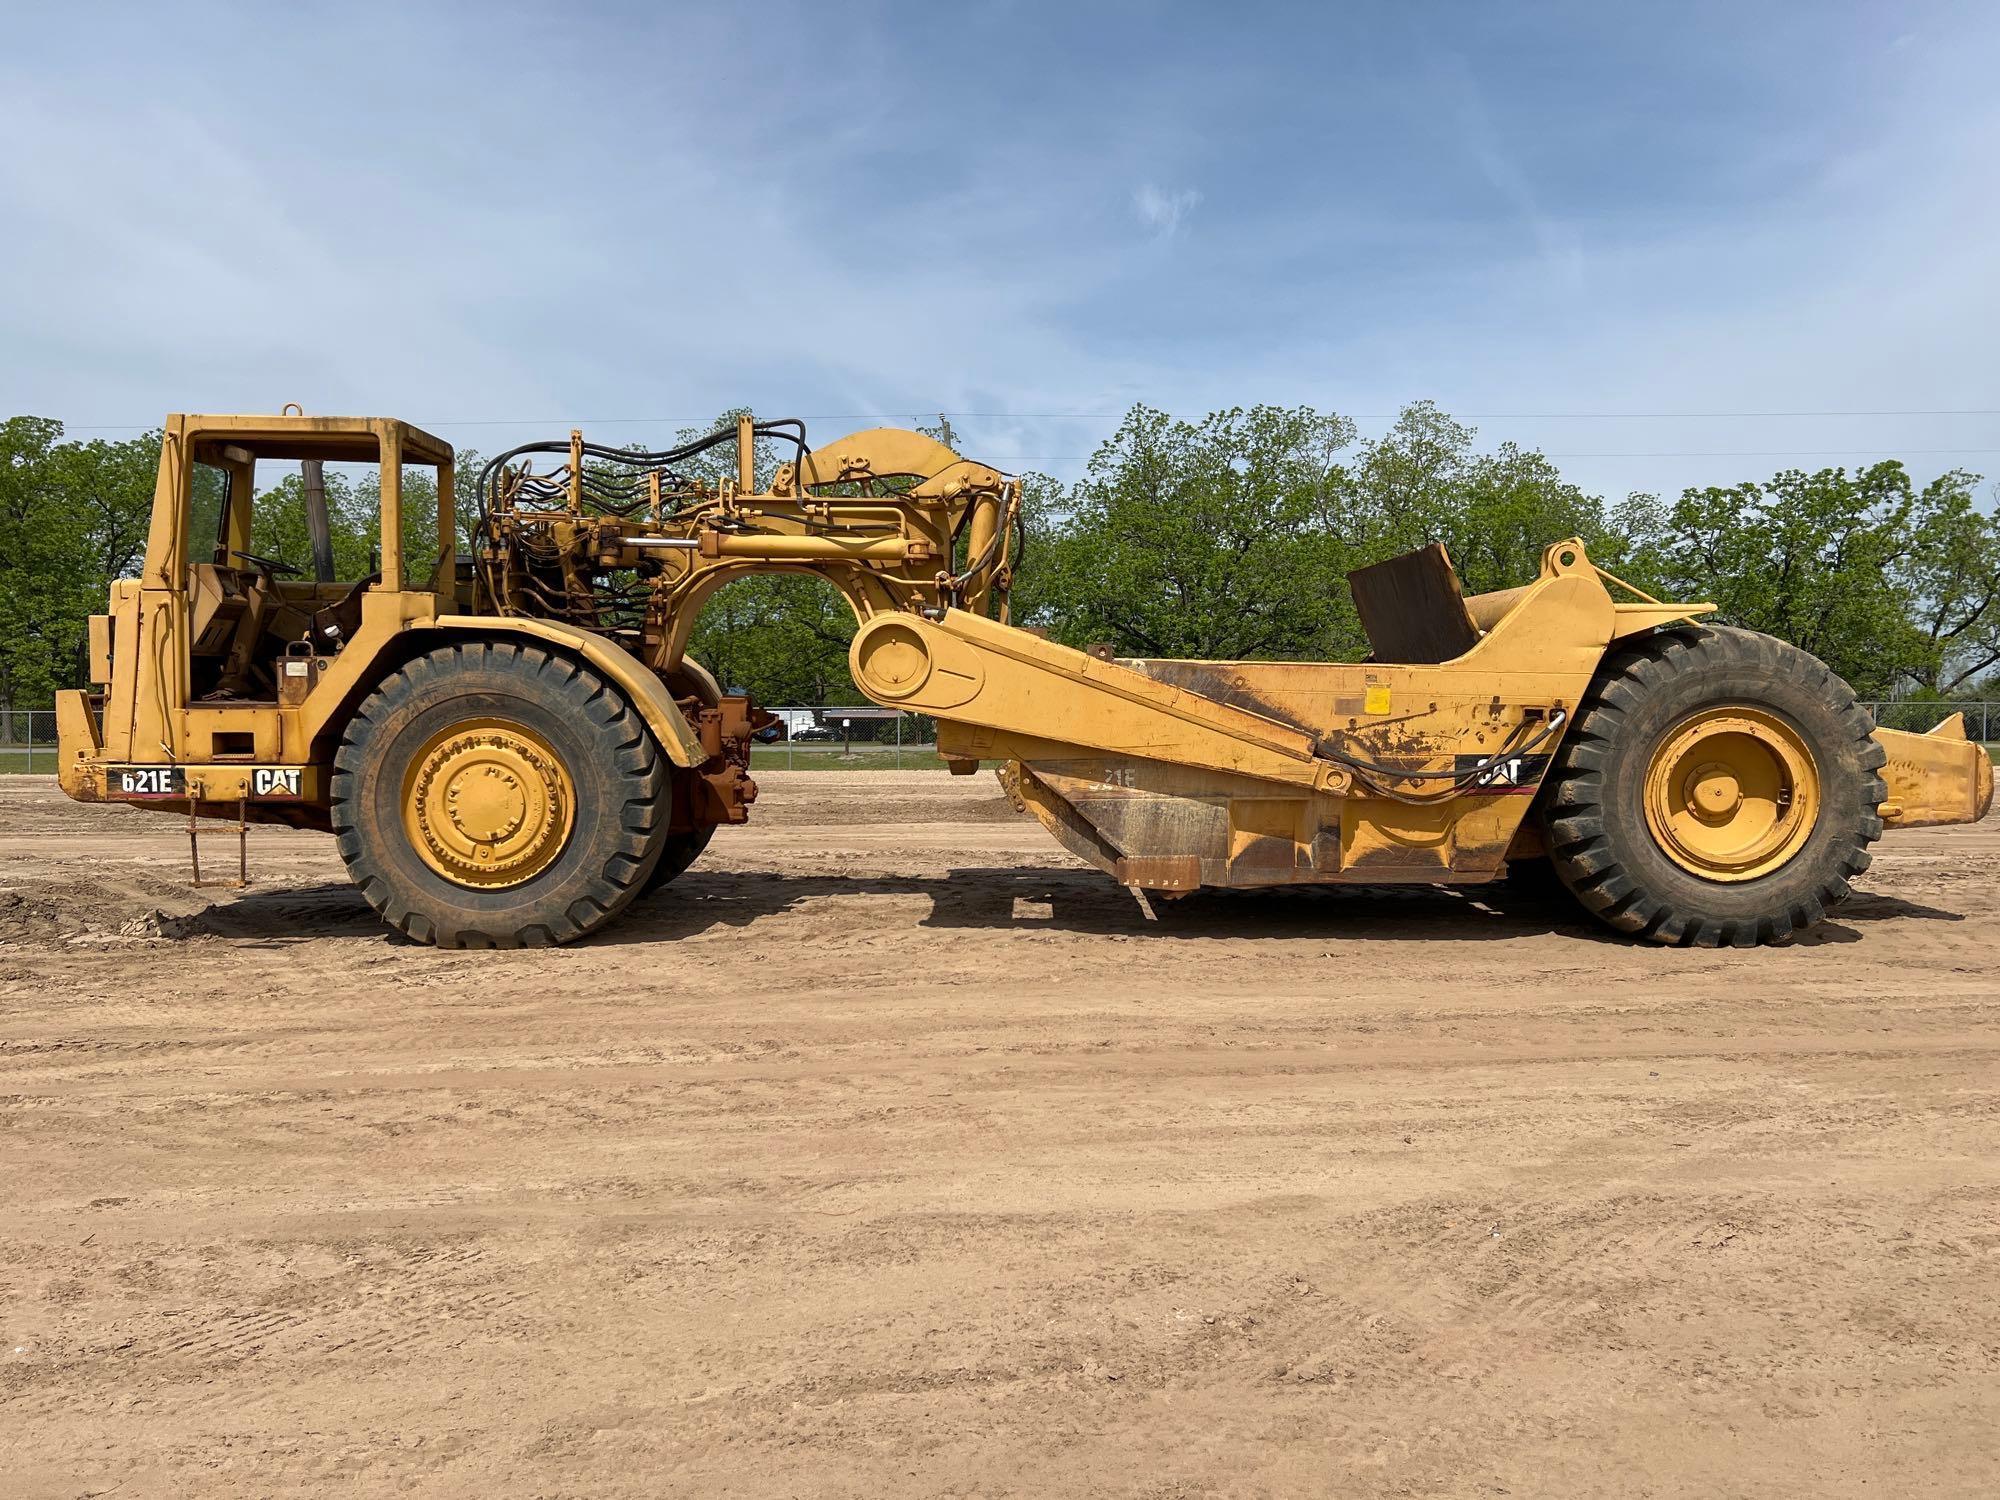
192 558 323 698
309 572 379 651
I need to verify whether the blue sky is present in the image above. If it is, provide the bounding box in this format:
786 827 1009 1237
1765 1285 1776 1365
3 1 1997 501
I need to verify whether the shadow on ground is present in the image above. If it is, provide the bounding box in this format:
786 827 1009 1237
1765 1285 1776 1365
177 865 1966 950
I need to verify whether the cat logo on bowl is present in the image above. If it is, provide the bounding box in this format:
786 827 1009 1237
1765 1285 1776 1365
1452 753 1552 792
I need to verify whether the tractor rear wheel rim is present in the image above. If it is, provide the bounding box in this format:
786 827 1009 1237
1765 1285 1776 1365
402 718 576 889
1643 706 1819 882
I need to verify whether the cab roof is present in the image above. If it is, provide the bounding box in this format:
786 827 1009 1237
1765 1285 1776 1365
173 412 454 466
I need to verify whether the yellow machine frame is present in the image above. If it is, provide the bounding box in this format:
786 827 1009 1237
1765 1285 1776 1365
55 412 1991 904
58 414 705 822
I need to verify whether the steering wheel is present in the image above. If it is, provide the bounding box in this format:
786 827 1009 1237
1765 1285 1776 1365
231 549 304 579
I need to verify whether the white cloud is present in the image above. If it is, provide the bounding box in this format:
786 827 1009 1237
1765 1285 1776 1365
1132 184 1202 240
2 3 1997 506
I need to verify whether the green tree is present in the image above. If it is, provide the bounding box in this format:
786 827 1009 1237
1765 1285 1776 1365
0 418 159 708
689 574 865 701
250 451 478 586
1615 463 1935 697
1026 401 1611 662
1030 404 1357 658
45 430 157 588
1325 400 1617 603
1899 476 2000 694
0 416 73 708
250 466 377 580
11 403 1993 717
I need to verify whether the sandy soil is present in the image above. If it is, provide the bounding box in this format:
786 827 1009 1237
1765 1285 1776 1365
2 771 1996 1498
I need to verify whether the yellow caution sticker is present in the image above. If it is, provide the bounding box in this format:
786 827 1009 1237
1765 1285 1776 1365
1364 685 1392 715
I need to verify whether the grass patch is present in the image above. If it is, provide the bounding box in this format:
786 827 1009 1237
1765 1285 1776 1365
750 746 950 771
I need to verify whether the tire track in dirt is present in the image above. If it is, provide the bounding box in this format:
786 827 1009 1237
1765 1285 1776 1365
2 774 1996 1498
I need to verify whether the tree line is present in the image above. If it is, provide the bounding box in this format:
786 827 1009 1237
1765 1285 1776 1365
1022 402 2000 699
3 404 1996 710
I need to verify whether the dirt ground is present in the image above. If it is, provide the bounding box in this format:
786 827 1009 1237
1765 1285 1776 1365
2 770 1996 1498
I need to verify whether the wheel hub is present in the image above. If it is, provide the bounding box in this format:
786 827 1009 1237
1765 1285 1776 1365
1685 761 1743 819
1644 707 1819 882
403 719 576 888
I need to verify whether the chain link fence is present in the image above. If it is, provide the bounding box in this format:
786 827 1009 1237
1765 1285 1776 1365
754 708 941 769
1858 700 1996 738
0 706 950 773
4 702 1995 775
1 708 59 773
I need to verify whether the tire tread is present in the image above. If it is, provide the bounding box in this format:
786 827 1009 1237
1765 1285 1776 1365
1541 625 1883 947
330 642 667 948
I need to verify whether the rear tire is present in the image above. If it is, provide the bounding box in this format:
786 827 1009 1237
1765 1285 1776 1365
332 642 668 947
1542 626 1885 946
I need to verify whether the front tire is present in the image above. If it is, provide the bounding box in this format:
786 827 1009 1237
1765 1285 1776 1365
1542 626 1885 946
332 642 668 947
642 809 715 894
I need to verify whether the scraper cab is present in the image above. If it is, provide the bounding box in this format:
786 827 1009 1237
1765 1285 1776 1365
55 411 1991 949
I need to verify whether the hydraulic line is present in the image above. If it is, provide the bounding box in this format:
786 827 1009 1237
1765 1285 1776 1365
945 485 1018 600
471 417 1017 637
1319 710 1570 805
474 420 813 527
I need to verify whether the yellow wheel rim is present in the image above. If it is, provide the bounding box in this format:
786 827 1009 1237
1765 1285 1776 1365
1642 706 1819 882
401 718 576 889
